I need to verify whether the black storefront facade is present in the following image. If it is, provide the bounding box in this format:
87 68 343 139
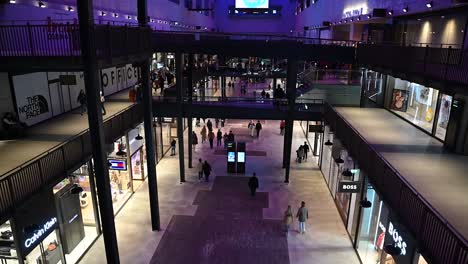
319 125 429 264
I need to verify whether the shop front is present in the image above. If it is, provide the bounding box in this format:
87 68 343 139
107 135 134 214
128 123 147 191
384 76 453 141
153 117 177 160
319 126 427 264
0 177 99 264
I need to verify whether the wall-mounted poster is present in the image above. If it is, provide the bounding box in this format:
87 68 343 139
412 83 433 106
391 89 408 112
13 72 53 126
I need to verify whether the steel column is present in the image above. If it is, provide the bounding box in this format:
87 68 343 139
176 53 186 182
77 0 120 262
284 58 298 183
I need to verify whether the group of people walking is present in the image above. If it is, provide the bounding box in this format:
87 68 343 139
296 141 310 163
193 123 235 150
283 202 309 235
247 120 263 138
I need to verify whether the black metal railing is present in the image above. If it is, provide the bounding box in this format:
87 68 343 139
0 23 151 59
357 44 468 86
324 104 467 264
0 103 143 221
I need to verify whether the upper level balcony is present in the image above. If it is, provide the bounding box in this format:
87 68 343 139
0 23 357 71
357 43 468 93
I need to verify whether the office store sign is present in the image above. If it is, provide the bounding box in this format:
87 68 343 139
24 217 58 248
388 222 407 255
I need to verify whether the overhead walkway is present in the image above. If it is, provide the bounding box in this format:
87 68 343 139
325 106 468 264
0 89 142 222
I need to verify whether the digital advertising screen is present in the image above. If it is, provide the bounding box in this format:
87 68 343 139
228 152 236 162
237 152 245 163
235 0 269 9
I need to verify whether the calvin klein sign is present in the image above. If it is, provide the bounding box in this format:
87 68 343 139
24 217 58 248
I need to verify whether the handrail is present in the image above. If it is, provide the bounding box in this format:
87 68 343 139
325 104 468 247
0 102 137 180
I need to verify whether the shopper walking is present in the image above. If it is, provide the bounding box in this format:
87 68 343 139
248 120 255 137
201 126 207 143
170 139 176 156
228 130 235 143
192 131 198 150
223 132 229 149
303 141 310 161
197 158 203 181
296 201 308 234
248 173 259 197
77 89 87 115
255 120 262 138
216 129 223 147
207 119 213 132
100 92 106 116
221 119 225 127
215 118 220 128
296 145 304 163
280 120 285 135
203 160 212 182
208 130 215 149
283 205 293 235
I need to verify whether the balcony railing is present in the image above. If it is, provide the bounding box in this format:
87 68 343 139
0 23 151 59
357 44 468 86
0 103 143 221
324 104 468 264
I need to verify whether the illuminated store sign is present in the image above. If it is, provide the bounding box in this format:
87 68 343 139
109 159 127 171
388 222 407 255
24 217 57 248
342 4 368 18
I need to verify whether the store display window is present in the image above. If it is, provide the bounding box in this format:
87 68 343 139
320 126 333 185
0 220 17 263
53 167 100 264
365 70 385 106
356 183 389 264
388 77 439 134
108 136 134 214
435 94 452 140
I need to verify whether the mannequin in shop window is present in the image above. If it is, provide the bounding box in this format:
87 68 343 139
111 171 123 195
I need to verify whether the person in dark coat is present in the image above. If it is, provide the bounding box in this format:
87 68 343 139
170 139 176 156
208 130 215 149
77 89 87 115
206 119 213 132
303 141 310 161
228 130 235 142
192 131 198 150
203 161 212 182
255 120 262 138
248 172 259 197
216 129 223 147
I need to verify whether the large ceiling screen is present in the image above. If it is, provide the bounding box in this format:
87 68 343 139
235 0 269 9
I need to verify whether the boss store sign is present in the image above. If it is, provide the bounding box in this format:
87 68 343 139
13 188 58 256
383 216 416 264
338 181 360 193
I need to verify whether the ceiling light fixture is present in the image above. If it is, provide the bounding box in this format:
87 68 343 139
403 6 408 13
426 1 433 8
324 140 333 146
335 157 344 164
388 10 393 16
101 11 106 16
10 0 16 3
113 13 118 18
127 15 132 19
342 169 354 177
360 198 372 208
135 134 143 140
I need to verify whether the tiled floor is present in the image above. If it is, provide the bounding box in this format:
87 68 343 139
80 120 359 264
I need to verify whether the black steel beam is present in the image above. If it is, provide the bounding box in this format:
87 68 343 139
77 0 120 262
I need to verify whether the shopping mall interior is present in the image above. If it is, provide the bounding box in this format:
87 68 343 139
0 0 467 264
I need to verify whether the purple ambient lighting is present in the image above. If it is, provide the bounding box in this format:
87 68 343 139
113 13 118 18
100 11 106 16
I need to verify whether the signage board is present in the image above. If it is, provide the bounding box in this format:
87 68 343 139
308 124 323 133
228 152 236 162
338 181 360 193
235 0 269 9
237 152 245 163
59 75 77 85
13 188 58 256
108 159 127 171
